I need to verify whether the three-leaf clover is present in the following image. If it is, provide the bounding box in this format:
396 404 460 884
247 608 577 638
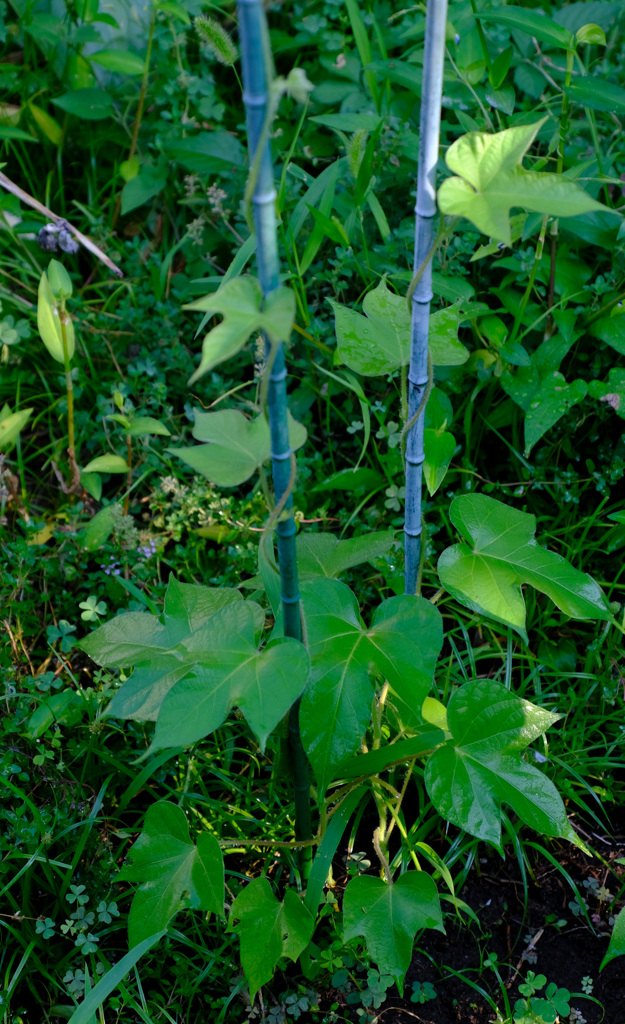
35 917 56 939
47 620 77 653
79 595 107 621
66 884 89 906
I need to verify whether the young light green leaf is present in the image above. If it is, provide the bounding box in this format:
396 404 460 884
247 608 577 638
600 905 625 971
89 49 145 75
124 416 171 437
169 409 306 487
574 23 606 47
117 802 224 946
230 879 314 1003
298 578 443 794
37 270 75 363
184 277 295 383
475 8 574 50
438 120 606 245
424 679 578 850
330 279 468 377
81 454 129 474
524 372 587 455
438 494 611 640
423 429 456 496
343 873 443 993
589 368 625 417
81 503 119 551
0 405 33 451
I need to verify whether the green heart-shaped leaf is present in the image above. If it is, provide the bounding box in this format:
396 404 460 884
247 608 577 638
438 494 610 640
423 429 456 495
117 802 224 946
299 578 443 794
230 879 314 1003
184 277 296 383
438 119 606 244
424 679 578 850
343 873 443 992
524 372 587 455
153 625 309 752
169 409 306 487
330 279 469 377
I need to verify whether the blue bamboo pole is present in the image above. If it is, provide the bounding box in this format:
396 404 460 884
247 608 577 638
236 0 311 853
404 0 448 595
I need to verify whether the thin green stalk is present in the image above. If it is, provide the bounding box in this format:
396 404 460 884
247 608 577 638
237 0 312 872
112 13 155 228
468 0 492 75
547 48 574 311
508 213 549 346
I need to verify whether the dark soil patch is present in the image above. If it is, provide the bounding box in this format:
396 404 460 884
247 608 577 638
365 821 625 1024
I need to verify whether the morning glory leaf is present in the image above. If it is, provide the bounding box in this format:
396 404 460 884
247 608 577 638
229 878 314 1002
330 279 469 377
117 801 224 947
78 611 173 667
343 873 443 993
299 578 443 794
500 330 579 412
424 679 578 851
169 408 306 487
438 119 606 245
184 277 296 383
81 576 309 749
523 372 587 455
296 530 395 579
423 429 456 496
152 626 309 752
437 494 610 640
